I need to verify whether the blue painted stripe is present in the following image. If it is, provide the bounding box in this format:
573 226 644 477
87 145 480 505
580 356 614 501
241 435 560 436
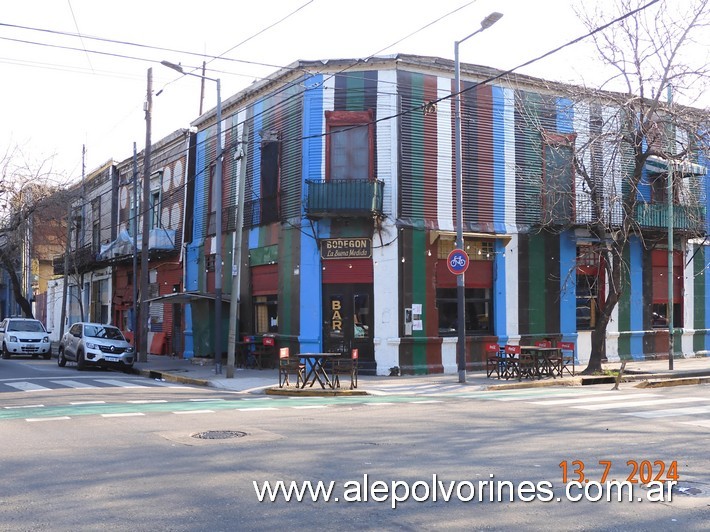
299 75 324 352
493 238 507 339
492 86 506 233
629 237 644 359
559 231 577 336
556 97 574 133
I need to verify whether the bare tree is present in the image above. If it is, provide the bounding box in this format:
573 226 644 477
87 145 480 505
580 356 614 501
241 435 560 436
0 144 70 318
518 0 710 373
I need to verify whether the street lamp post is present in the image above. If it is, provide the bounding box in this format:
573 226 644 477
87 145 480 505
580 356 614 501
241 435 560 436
454 12 503 384
162 61 224 374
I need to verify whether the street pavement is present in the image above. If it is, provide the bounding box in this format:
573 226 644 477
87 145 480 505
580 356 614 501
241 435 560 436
131 354 710 395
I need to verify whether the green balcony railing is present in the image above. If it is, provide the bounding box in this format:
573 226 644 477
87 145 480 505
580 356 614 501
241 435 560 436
635 203 706 232
305 179 384 218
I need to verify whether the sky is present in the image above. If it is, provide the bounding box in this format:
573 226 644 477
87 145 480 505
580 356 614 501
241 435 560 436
1 0 707 182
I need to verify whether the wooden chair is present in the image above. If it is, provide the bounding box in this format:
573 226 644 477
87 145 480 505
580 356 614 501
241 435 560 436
559 341 576 376
332 348 359 389
278 347 305 388
502 344 521 380
485 342 502 378
535 340 559 377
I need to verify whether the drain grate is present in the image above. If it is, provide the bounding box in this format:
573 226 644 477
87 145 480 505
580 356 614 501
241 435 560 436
192 430 247 440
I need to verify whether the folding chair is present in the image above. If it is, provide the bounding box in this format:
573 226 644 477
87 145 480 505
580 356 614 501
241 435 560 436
559 341 576 376
485 342 502 378
502 344 521 380
278 347 305 388
332 348 359 389
535 340 559 378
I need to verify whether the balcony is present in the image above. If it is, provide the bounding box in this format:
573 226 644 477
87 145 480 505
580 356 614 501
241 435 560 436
635 203 706 232
53 243 102 275
305 179 384 219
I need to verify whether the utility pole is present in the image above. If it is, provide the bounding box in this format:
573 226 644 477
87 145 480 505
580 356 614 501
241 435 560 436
139 68 152 363
227 131 247 378
132 143 139 347
59 202 71 341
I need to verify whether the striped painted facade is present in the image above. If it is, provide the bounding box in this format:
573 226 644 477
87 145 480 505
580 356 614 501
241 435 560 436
175 55 710 374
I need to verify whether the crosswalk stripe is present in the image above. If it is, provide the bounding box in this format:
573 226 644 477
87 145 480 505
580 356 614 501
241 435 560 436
573 397 710 411
51 380 98 389
492 390 613 402
625 404 710 419
681 420 710 428
528 393 660 406
94 379 149 388
27 416 71 422
6 382 51 392
174 410 215 415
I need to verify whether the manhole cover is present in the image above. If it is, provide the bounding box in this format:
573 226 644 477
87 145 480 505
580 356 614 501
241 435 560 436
192 430 247 440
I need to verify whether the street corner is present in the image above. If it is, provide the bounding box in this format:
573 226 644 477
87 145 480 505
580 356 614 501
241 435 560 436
485 376 583 391
134 367 211 388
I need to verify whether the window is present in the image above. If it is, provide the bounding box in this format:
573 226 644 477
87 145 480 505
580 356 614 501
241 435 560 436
91 199 101 252
576 245 602 330
260 132 280 224
150 190 161 229
437 237 494 261
253 295 278 333
325 110 374 181
207 164 217 235
542 132 575 225
436 288 493 335
353 293 370 338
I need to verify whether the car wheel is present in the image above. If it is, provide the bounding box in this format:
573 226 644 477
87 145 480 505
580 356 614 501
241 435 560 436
57 348 67 367
76 350 86 370
2 344 10 359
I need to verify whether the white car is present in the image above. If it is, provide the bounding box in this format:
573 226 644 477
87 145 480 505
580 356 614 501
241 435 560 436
58 322 135 371
0 318 52 359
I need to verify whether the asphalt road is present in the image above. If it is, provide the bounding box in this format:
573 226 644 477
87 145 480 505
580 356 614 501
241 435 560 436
1 358 709 531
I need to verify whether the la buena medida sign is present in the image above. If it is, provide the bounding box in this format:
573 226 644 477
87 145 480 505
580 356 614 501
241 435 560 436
320 238 372 260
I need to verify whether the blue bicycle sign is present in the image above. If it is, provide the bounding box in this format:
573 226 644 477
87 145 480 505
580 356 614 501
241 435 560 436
447 248 469 275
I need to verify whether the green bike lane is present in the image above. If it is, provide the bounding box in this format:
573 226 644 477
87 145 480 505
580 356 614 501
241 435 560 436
0 386 607 421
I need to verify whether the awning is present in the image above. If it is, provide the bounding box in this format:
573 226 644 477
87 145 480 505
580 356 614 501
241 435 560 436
429 230 513 245
645 155 707 177
145 291 231 305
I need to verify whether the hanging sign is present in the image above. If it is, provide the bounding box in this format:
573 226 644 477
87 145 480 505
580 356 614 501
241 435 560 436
320 238 372 260
447 248 469 275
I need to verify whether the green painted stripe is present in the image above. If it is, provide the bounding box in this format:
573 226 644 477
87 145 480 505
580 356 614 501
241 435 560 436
527 234 546 334
412 230 427 373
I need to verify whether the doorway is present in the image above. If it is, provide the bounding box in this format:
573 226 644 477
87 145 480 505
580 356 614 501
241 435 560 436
322 283 375 374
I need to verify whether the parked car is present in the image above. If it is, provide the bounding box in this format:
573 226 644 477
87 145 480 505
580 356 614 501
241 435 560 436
0 317 52 359
58 322 134 371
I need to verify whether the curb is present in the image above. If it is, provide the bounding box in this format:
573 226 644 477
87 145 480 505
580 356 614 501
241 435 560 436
635 376 710 388
135 368 211 387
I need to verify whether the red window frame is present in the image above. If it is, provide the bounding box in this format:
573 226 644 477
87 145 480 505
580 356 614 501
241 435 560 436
324 110 375 182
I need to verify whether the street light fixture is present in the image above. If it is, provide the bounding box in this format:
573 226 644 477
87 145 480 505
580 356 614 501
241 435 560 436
454 12 503 384
162 60 225 375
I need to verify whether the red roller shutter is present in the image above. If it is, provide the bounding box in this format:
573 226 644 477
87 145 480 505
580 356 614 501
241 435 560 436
252 264 279 295
436 260 492 288
322 259 373 284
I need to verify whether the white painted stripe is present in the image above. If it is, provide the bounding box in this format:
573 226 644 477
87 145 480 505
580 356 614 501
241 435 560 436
291 405 327 409
189 398 225 402
27 417 71 422
70 401 106 405
528 393 660 406
494 390 613 402
625 404 710 419
681 420 710 429
573 397 710 411
236 407 278 411
51 380 98 389
173 410 215 415
365 402 395 406
407 400 443 404
127 400 168 404
101 413 145 417
4 404 44 409
6 382 50 392
95 379 148 388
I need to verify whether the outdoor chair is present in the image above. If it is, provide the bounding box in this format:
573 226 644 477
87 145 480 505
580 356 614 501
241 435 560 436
501 344 521 380
559 341 576 376
332 348 359 389
278 347 305 388
485 342 502 378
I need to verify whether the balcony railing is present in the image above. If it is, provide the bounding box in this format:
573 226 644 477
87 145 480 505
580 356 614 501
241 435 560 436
635 203 706 232
305 179 384 218
53 243 102 275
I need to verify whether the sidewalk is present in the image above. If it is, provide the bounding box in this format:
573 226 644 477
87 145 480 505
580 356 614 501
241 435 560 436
131 354 710 395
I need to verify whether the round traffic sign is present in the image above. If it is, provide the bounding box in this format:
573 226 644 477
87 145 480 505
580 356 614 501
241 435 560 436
447 248 469 275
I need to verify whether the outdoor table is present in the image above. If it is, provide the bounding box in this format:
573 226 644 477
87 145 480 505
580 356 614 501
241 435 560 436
519 346 562 379
298 353 341 389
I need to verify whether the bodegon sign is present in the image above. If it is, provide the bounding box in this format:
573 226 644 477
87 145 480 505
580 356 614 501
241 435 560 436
320 238 372 260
